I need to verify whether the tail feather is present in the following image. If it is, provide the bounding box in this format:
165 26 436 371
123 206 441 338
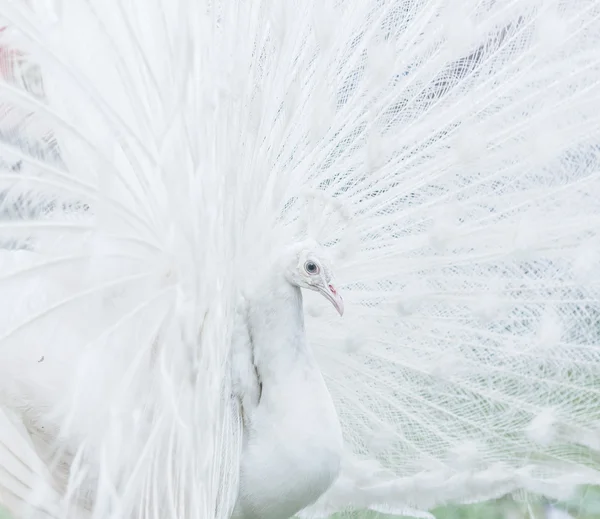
0 406 83 519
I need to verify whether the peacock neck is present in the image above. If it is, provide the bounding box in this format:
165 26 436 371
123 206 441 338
247 275 315 380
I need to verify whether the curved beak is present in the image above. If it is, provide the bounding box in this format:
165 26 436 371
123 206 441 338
319 282 344 316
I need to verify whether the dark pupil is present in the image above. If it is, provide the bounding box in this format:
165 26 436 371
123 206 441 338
307 262 316 272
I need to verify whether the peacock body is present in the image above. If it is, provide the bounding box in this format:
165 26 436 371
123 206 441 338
231 244 344 519
0 1 599 519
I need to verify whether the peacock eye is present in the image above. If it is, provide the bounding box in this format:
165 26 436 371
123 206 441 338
305 261 319 275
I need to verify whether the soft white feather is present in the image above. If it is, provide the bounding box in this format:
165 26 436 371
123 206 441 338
0 1 242 518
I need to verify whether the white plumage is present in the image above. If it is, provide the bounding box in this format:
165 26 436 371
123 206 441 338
232 243 344 519
0 1 599 519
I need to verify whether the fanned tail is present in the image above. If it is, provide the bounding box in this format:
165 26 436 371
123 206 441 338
0 2 244 518
0 0 599 518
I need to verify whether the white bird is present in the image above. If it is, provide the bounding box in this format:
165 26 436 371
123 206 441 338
231 242 344 519
0 1 599 519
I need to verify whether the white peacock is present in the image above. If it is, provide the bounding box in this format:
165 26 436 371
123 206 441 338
0 1 598 519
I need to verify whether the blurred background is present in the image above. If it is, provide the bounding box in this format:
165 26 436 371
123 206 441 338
5 488 600 519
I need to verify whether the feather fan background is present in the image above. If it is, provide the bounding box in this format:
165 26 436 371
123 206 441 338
0 1 599 519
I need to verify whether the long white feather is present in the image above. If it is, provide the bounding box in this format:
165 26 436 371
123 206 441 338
0 1 242 518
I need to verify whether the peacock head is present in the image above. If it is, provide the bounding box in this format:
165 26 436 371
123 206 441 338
282 240 344 316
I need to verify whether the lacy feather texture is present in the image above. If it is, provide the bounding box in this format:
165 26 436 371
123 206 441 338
0 1 598 519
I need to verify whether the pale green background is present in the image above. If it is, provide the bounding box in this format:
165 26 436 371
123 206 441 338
1 487 599 519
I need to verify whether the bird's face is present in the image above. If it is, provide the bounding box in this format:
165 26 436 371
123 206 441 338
286 245 344 316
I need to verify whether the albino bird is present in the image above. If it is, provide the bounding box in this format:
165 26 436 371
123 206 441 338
231 242 344 519
0 1 598 519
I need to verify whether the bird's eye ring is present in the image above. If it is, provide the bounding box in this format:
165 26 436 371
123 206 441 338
305 261 319 275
